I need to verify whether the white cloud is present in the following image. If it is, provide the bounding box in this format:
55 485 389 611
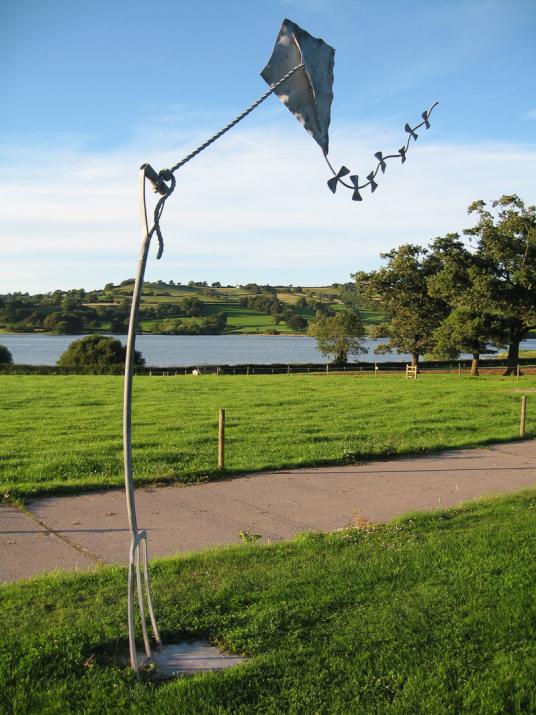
0 120 535 292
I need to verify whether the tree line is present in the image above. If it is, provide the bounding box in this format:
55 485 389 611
309 195 535 375
0 283 317 335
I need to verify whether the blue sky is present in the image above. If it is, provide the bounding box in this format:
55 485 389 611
1 0 535 292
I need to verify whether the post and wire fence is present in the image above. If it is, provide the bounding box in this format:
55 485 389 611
3 360 535 377
127 360 536 378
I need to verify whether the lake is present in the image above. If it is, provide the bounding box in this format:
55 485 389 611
1 333 535 367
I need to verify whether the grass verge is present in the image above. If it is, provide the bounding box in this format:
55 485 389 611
2 490 536 713
1 373 534 499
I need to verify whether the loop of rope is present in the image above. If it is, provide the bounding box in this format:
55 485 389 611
145 63 305 258
145 171 176 259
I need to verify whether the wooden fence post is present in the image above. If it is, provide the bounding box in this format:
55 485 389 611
218 408 225 470
520 396 527 437
516 364 520 381
458 362 461 379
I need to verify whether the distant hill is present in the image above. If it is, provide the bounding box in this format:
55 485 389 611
0 281 383 336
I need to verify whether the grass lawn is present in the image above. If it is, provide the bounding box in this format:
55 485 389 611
497 350 536 359
2 490 536 713
0 373 534 500
202 303 294 333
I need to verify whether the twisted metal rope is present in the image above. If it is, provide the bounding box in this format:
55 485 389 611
147 63 305 258
170 63 305 173
324 101 439 200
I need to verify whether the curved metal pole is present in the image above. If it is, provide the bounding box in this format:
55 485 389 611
123 167 152 538
123 166 157 671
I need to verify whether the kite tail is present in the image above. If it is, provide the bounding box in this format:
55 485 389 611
324 101 439 201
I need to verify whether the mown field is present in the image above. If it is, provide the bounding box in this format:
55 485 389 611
2 490 536 713
1 373 533 499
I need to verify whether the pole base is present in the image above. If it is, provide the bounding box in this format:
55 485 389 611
137 640 246 680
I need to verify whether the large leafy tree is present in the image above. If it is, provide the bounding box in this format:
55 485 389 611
57 335 144 372
308 311 367 364
430 309 505 376
426 234 506 376
463 195 536 374
355 244 447 367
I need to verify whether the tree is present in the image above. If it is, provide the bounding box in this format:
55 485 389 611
286 314 308 331
0 344 13 364
61 295 82 311
57 335 144 372
308 311 367 364
356 244 448 367
179 296 204 317
430 309 505 376
110 316 128 333
464 195 536 375
338 281 361 313
43 311 84 334
426 234 506 376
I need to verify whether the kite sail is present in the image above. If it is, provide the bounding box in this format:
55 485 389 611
261 18 335 155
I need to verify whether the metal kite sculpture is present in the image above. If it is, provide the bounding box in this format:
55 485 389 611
123 18 438 672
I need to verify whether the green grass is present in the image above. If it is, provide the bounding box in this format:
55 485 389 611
1 373 534 499
202 303 293 333
2 490 536 713
497 350 536 359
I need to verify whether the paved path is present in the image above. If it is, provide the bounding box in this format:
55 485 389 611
2 440 536 583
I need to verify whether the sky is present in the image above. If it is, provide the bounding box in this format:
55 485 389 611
1 0 535 293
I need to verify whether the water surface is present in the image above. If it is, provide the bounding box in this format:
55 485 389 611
1 333 534 367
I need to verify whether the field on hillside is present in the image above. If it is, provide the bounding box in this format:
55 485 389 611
1 373 534 499
132 283 379 334
0 281 384 336
2 490 536 712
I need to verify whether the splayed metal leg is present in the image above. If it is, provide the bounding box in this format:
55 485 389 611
127 530 162 670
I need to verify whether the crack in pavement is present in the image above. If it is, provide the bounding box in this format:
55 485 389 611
17 503 106 566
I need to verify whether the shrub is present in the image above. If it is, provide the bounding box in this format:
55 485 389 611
57 335 144 372
0 344 13 364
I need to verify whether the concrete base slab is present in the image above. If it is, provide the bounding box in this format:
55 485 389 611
140 641 246 678
0 504 95 583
